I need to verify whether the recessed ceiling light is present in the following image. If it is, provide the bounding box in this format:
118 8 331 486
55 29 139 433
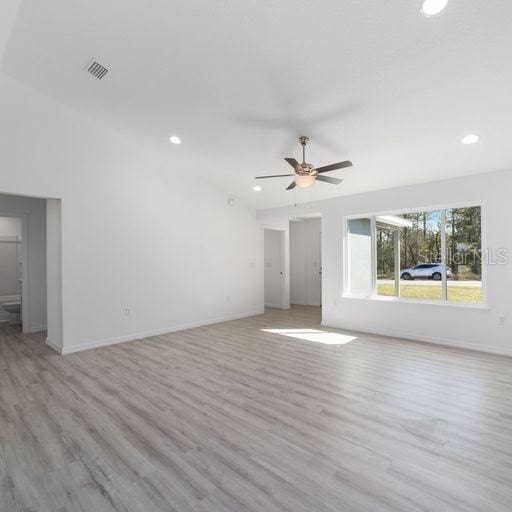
461 134 480 145
421 0 448 17
169 136 181 144
253 185 262 192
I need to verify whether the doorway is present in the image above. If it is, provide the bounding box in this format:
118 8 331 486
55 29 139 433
290 216 322 307
0 214 27 331
0 193 62 350
264 227 286 309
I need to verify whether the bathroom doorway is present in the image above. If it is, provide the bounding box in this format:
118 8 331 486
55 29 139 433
0 193 61 341
0 214 27 331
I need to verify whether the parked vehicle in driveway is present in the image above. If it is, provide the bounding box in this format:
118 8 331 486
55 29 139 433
400 263 453 281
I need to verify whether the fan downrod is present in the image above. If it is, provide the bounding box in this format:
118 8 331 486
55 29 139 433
299 136 310 163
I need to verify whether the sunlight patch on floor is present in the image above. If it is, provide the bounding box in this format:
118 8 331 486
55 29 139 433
261 328 357 345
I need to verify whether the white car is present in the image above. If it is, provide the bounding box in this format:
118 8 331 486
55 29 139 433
400 263 453 281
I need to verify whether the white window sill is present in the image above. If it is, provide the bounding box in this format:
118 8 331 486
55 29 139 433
341 293 490 310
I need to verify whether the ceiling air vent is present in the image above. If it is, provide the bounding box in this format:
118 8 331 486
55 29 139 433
85 59 109 80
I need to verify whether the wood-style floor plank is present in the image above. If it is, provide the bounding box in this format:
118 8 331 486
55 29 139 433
1 307 512 511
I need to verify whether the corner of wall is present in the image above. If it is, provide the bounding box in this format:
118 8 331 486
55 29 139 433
45 336 63 354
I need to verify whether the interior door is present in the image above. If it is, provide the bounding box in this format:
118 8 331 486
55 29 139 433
318 229 322 306
264 229 283 308
306 219 322 306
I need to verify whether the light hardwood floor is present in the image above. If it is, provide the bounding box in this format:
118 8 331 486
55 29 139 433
1 306 512 512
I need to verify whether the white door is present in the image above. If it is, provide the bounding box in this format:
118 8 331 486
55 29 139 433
318 229 322 306
306 219 322 306
264 229 283 308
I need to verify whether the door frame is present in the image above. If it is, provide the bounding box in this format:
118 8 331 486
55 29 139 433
262 225 290 309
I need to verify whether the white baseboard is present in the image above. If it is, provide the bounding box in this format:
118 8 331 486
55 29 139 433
320 320 512 358
60 309 265 355
265 304 290 309
46 336 63 354
26 324 47 333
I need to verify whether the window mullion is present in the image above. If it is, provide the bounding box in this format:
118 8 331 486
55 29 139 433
371 216 377 296
440 209 447 301
394 227 400 298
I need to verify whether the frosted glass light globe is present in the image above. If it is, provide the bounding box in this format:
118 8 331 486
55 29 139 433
295 175 315 188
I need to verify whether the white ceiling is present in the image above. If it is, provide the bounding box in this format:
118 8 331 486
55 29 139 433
2 0 512 209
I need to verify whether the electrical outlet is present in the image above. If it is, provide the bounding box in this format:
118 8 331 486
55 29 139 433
226 296 230 303
499 315 505 326
124 307 132 317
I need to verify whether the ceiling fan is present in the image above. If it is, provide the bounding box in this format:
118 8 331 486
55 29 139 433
255 136 353 190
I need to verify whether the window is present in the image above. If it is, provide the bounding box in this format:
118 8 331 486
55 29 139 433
346 205 483 304
376 219 397 297
398 209 442 301
446 206 482 303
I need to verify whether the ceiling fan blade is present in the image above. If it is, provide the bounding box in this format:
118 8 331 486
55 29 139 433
316 175 343 185
286 181 296 190
284 158 299 169
315 161 353 174
254 174 294 179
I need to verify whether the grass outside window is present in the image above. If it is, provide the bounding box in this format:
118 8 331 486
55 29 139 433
377 283 483 303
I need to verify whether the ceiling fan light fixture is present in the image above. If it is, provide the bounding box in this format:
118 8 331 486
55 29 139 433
252 136 353 191
295 175 315 188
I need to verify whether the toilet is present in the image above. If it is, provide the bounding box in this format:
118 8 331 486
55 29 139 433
2 302 21 324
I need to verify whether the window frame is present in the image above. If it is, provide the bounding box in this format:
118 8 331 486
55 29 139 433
342 201 487 307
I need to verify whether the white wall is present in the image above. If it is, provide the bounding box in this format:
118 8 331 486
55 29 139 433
46 199 62 350
0 195 46 331
0 73 263 352
258 170 512 356
346 218 372 296
290 218 322 306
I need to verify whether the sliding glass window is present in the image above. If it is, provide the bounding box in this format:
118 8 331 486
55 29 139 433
445 206 482 303
376 220 397 297
346 205 483 304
